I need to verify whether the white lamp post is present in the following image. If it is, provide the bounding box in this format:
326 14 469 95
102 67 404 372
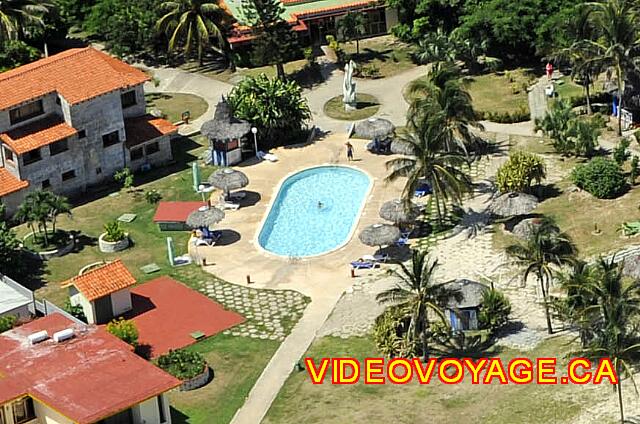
198 184 207 205
251 127 258 157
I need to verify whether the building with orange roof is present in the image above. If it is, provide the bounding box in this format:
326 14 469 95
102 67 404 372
0 48 178 216
0 313 180 424
224 0 397 47
62 259 137 325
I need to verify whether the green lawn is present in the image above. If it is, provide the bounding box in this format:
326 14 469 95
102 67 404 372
146 93 209 123
342 35 416 79
14 134 214 305
323 93 380 121
264 335 602 424
169 334 279 424
496 133 640 258
465 69 535 115
182 59 316 86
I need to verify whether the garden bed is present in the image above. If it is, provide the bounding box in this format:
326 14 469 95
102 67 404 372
22 230 75 260
323 94 380 121
145 92 208 124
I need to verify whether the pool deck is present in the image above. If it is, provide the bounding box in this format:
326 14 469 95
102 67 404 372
195 132 406 424
195 132 405 294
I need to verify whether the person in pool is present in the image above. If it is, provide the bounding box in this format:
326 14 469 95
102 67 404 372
318 201 324 208
345 142 354 161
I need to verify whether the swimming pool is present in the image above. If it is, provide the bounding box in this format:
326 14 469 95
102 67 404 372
258 166 371 257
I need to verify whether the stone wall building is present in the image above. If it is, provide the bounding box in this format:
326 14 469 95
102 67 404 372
0 48 178 216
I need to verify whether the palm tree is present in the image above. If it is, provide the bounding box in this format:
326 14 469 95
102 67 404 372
376 249 460 359
385 129 472 222
555 4 602 115
556 260 597 347
0 0 52 41
580 258 640 423
338 11 366 56
506 218 576 334
15 190 71 247
582 0 640 135
156 0 228 65
407 63 483 155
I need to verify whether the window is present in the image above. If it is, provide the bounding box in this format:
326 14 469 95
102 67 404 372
130 147 143 161
4 147 14 162
23 149 41 165
120 90 137 109
62 170 76 181
0 406 4 424
55 97 61 105
78 129 87 139
102 131 120 148
96 167 102 175
96 408 133 424
12 397 35 424
157 395 167 423
41 179 50 189
49 138 69 156
9 100 44 125
145 142 160 155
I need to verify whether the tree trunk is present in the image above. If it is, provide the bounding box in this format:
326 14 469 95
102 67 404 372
539 275 553 335
356 38 360 57
616 65 623 136
617 371 624 423
41 220 49 246
584 79 592 115
276 62 286 80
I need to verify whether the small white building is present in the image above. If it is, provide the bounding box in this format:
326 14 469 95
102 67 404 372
63 259 136 324
0 277 32 320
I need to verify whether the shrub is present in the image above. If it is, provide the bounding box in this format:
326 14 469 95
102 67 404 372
0 315 17 333
496 151 546 194
0 40 40 71
536 100 601 157
635 129 640 144
145 189 162 204
356 63 381 79
613 138 631 165
479 107 530 123
478 287 511 332
103 221 126 242
114 168 134 191
63 300 87 322
631 156 639 186
571 157 627 199
373 305 420 358
106 318 138 346
156 349 207 380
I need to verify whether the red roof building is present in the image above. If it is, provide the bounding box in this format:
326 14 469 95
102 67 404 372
0 313 180 424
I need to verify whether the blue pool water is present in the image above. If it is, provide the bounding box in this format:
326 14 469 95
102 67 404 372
258 166 371 257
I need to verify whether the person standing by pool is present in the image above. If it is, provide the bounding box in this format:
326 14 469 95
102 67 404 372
346 142 354 161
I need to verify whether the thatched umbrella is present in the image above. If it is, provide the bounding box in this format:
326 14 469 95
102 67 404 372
359 223 401 248
186 207 225 229
379 199 420 224
355 118 395 139
390 139 415 155
208 168 249 197
201 100 252 142
489 192 538 218
442 279 488 309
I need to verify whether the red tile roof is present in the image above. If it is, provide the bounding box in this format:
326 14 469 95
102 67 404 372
153 201 207 223
61 260 136 302
0 314 180 424
0 47 150 111
0 117 77 154
0 167 28 197
125 114 178 148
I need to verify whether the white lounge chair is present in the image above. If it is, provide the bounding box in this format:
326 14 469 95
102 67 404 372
362 254 389 263
257 151 278 162
220 201 240 210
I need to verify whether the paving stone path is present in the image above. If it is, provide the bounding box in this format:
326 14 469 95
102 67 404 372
197 280 310 341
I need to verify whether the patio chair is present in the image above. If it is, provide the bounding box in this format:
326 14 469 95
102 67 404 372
350 261 379 270
220 201 240 210
395 237 410 247
362 254 389 263
414 183 432 198
195 237 215 247
257 151 279 162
